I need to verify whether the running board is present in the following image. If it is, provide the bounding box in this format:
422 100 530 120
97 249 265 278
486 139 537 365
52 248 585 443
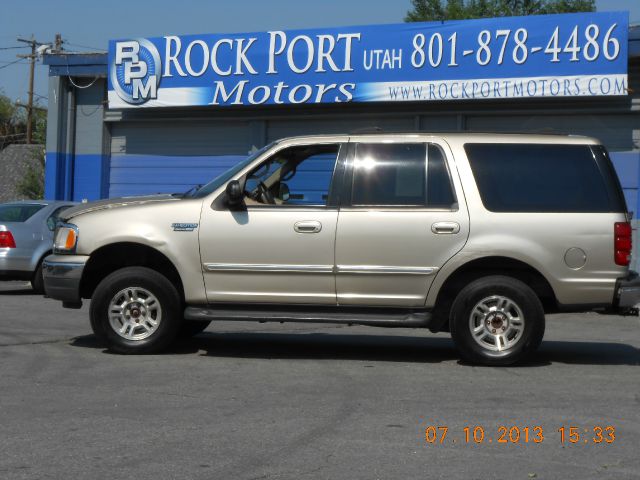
184 305 432 328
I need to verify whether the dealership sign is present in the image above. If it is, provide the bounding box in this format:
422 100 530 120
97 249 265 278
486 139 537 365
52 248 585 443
107 11 628 108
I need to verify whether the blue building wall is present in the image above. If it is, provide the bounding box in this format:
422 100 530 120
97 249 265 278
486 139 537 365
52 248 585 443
44 71 107 202
108 154 246 197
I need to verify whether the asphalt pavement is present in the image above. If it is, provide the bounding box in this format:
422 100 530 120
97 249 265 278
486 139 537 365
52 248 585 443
0 281 639 480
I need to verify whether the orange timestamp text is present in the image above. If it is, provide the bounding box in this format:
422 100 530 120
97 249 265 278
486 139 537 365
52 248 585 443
422 425 616 445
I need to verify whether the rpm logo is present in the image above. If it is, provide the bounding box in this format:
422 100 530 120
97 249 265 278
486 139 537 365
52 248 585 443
110 39 161 104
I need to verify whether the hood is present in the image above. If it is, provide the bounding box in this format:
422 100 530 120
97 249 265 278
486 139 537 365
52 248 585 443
61 194 180 220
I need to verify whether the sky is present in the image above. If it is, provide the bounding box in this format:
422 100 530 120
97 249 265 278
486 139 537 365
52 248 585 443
0 0 638 107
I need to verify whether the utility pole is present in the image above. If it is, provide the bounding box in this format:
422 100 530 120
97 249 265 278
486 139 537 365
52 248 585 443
54 34 63 53
16 36 47 144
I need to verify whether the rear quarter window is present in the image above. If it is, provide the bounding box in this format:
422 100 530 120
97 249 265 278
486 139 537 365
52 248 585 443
0 204 46 222
464 143 626 213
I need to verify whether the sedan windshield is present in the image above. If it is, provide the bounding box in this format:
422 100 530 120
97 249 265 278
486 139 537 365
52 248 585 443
190 142 276 199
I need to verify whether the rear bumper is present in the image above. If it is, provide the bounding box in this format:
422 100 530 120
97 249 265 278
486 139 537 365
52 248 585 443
0 254 33 278
42 254 88 308
614 271 640 315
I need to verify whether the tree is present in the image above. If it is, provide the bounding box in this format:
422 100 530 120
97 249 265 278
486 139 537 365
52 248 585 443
0 91 47 149
17 154 45 200
405 0 595 21
0 92 21 147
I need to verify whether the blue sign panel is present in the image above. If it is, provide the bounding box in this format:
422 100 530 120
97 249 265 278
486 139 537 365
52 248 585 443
108 11 628 108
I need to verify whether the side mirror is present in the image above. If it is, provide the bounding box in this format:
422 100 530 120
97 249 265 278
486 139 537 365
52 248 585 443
46 217 57 231
225 180 244 207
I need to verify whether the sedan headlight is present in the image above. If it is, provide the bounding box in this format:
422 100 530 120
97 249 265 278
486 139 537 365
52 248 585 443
54 224 79 254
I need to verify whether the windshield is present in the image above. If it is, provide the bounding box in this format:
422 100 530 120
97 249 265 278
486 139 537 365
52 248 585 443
0 204 46 222
190 142 276 199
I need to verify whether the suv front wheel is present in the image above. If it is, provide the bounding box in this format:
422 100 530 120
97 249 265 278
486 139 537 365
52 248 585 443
90 267 182 354
449 275 545 366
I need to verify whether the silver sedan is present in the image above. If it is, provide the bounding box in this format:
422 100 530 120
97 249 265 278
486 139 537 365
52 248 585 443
0 200 77 293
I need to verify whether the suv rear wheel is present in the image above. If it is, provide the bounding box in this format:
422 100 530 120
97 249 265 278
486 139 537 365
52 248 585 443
449 275 545 366
90 267 182 354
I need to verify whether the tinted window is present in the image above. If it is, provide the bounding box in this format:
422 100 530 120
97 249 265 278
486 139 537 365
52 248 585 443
351 143 455 207
0 204 46 222
427 144 456 207
465 143 625 213
352 143 425 206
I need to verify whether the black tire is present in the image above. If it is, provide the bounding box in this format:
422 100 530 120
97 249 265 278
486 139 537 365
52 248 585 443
89 267 182 354
31 261 45 294
178 320 211 338
449 275 545 366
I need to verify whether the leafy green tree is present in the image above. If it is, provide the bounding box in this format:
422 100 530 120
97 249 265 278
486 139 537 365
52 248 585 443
17 160 45 199
405 0 595 21
0 91 47 148
0 92 19 145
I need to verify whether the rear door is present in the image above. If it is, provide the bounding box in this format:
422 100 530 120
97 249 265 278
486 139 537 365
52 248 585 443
335 137 469 307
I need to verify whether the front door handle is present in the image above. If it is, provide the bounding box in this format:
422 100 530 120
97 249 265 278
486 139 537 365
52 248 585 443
431 222 460 234
294 220 322 234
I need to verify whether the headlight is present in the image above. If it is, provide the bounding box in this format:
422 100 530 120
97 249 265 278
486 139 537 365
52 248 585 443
54 224 79 253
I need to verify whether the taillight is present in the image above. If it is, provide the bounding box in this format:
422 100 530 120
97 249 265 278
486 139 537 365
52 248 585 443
0 231 16 248
614 222 632 266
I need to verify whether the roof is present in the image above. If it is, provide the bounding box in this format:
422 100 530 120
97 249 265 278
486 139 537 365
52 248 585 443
42 52 107 77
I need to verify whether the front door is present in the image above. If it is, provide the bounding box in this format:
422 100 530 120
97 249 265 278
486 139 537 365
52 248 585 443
199 140 345 305
335 139 470 307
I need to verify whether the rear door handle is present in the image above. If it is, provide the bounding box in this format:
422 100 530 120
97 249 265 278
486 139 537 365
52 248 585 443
294 220 322 233
431 222 460 234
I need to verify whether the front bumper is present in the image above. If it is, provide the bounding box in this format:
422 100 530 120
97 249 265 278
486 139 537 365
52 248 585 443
42 254 89 308
615 271 640 315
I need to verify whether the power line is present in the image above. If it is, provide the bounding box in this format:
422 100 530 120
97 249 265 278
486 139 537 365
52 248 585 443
0 45 29 51
64 41 106 52
0 58 25 69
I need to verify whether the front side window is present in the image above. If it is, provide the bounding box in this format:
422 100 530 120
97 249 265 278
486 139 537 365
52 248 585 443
351 143 456 207
244 144 340 206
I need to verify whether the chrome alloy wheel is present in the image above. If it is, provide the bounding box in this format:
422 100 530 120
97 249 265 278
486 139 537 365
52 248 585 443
468 295 525 352
108 287 162 341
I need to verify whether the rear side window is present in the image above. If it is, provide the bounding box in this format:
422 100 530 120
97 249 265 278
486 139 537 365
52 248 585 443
351 143 456 207
464 143 626 213
0 204 46 222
